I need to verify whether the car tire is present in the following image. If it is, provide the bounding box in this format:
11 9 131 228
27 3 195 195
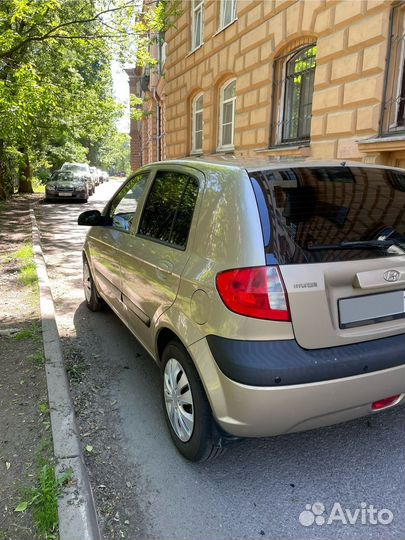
83 257 105 312
161 339 226 462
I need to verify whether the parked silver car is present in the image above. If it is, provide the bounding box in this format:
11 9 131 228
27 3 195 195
46 170 89 202
78 158 405 461
61 162 94 195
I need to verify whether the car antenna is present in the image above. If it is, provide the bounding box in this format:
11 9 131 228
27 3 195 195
340 161 346 166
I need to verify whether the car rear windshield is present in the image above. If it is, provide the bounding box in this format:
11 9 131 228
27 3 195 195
249 166 405 264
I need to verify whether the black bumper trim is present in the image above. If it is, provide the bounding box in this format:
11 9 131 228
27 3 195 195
206 334 405 386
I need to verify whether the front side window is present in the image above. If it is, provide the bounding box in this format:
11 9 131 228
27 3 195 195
220 0 237 29
192 0 204 50
270 44 317 145
138 171 199 249
219 79 236 149
192 93 204 153
109 173 149 232
381 3 405 134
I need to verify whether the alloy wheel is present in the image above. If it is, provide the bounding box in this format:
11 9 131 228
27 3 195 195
83 261 92 303
163 358 194 442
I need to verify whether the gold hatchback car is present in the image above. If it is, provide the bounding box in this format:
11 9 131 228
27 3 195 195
78 158 405 461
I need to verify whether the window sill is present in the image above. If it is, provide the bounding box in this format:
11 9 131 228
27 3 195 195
357 134 405 154
215 145 235 154
190 150 203 156
214 18 238 36
186 43 204 57
358 134 405 144
255 144 311 157
256 143 310 153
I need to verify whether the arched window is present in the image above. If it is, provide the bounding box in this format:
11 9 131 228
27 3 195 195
192 93 204 153
271 43 317 145
218 79 236 150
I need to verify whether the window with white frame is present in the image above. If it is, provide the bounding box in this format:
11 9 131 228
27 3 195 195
380 2 405 134
220 0 237 30
192 93 204 153
191 0 204 51
219 80 236 149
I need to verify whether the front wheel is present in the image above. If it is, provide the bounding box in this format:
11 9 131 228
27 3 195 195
161 340 225 462
83 257 105 311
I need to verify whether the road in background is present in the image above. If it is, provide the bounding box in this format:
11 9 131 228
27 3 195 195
35 180 405 540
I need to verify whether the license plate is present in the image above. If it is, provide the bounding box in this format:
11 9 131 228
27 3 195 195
338 290 405 329
59 192 72 196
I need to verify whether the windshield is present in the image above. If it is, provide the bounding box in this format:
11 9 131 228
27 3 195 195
51 172 76 182
249 166 405 264
61 163 88 173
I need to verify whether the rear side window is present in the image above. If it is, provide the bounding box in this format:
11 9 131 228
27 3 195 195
138 171 199 249
250 167 405 264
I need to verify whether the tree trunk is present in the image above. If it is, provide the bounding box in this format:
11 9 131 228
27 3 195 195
0 143 13 200
18 151 33 194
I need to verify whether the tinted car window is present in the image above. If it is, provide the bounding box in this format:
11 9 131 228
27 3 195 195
138 171 199 248
250 167 405 264
110 173 149 232
170 176 199 247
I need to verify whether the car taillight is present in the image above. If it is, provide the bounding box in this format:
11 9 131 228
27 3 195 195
371 395 401 410
216 266 291 321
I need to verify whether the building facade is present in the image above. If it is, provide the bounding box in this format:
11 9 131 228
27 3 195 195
129 0 405 170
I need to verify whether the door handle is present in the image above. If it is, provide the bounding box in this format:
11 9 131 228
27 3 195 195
159 260 173 273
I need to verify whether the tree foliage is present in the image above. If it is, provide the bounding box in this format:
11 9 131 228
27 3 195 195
0 0 180 199
98 131 131 175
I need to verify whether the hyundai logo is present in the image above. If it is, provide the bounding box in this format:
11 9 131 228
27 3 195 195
384 270 400 282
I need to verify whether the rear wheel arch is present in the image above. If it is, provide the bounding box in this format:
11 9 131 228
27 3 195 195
156 327 185 362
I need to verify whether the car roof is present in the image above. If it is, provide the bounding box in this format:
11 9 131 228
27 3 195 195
138 156 404 174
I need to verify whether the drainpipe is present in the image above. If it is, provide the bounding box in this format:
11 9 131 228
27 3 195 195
156 32 162 161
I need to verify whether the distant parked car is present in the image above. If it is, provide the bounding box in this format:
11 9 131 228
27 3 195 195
61 163 94 194
45 170 89 202
99 169 109 183
89 166 100 186
78 158 405 462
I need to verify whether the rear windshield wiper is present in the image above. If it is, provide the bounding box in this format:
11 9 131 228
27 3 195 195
307 240 405 251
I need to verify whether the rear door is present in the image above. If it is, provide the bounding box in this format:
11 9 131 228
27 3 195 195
250 166 405 348
119 166 202 353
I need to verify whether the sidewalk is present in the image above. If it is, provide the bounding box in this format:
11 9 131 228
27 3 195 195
0 195 50 540
0 195 99 540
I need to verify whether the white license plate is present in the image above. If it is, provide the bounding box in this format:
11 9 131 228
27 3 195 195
59 192 72 196
339 290 405 329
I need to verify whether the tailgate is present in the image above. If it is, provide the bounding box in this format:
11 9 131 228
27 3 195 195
279 257 405 349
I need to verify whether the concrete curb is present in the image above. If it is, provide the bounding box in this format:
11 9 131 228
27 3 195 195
30 203 102 540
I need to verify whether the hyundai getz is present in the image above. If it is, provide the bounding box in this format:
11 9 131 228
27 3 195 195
78 158 405 461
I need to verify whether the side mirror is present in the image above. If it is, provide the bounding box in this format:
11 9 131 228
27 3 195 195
78 210 107 226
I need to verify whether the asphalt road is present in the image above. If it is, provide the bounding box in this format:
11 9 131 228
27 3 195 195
35 181 405 540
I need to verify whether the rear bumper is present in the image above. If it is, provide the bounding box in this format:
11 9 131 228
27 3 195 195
206 334 405 386
188 337 405 437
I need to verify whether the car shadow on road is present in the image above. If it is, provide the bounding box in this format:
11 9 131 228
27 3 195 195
68 299 405 540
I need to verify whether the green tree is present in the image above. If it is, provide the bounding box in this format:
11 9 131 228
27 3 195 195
0 0 180 199
98 132 131 176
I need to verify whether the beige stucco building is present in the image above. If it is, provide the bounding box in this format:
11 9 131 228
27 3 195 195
128 0 405 170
